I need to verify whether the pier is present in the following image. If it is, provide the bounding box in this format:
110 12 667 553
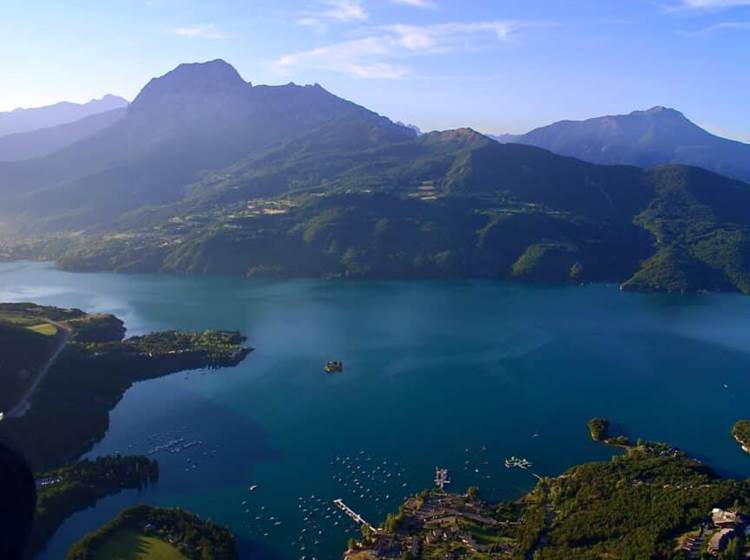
434 467 451 490
333 499 377 532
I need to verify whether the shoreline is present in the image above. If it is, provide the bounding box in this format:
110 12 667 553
0 259 733 298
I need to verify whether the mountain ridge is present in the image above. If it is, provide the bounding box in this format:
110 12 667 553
0 94 128 138
494 106 750 183
0 59 413 230
1 60 750 295
0 108 126 162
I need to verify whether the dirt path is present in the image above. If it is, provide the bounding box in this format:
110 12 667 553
5 321 70 418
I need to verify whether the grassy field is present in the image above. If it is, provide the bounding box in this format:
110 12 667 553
90 529 187 560
0 307 58 336
28 323 58 336
0 313 36 326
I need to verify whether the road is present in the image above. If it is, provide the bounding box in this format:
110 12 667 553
5 321 70 419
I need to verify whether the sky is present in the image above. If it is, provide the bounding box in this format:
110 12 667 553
0 0 749 140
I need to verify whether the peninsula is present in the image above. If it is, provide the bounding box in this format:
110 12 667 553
0 301 252 471
31 455 159 557
344 428 750 559
66 505 237 560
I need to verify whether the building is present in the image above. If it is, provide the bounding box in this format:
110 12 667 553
711 508 748 529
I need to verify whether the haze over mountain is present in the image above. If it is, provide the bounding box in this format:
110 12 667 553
0 59 413 230
495 107 750 183
0 107 126 162
2 60 750 296
0 94 127 138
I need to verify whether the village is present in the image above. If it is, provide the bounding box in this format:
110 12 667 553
678 507 750 558
343 468 519 559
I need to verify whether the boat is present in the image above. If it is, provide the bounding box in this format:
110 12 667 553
504 456 533 470
324 361 343 373
249 485 258 491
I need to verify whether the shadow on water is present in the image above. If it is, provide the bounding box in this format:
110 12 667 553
36 370 283 559
236 536 287 560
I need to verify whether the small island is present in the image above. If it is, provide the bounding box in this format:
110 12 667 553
65 505 237 560
587 416 630 447
732 420 750 454
587 417 610 441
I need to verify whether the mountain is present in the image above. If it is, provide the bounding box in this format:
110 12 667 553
496 107 750 183
2 60 750 295
0 94 127 137
36 125 750 295
0 59 414 230
0 108 125 161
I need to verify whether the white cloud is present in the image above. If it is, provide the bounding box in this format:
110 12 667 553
275 36 408 78
678 18 750 34
388 21 518 50
297 0 368 28
389 0 436 8
274 20 522 79
322 0 368 21
173 24 225 39
703 19 750 30
674 0 750 8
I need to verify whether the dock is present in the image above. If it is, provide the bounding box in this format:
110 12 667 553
333 499 377 532
434 467 451 490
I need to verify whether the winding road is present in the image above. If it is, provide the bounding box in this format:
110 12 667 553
5 321 70 419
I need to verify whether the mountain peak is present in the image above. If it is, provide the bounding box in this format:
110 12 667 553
637 106 685 119
497 105 750 183
170 59 243 82
130 59 249 111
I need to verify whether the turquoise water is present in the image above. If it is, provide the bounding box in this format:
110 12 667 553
2 261 750 559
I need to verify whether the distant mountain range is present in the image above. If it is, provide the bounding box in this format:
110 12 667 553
0 107 126 161
494 107 750 183
0 60 413 229
2 60 750 295
0 94 127 137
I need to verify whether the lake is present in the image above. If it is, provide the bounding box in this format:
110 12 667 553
2 261 750 559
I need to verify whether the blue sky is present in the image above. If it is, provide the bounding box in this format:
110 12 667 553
1 0 749 139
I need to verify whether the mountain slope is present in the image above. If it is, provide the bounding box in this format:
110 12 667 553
0 95 127 137
0 60 412 231
2 61 750 294
39 124 750 294
0 108 126 161
497 107 750 183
